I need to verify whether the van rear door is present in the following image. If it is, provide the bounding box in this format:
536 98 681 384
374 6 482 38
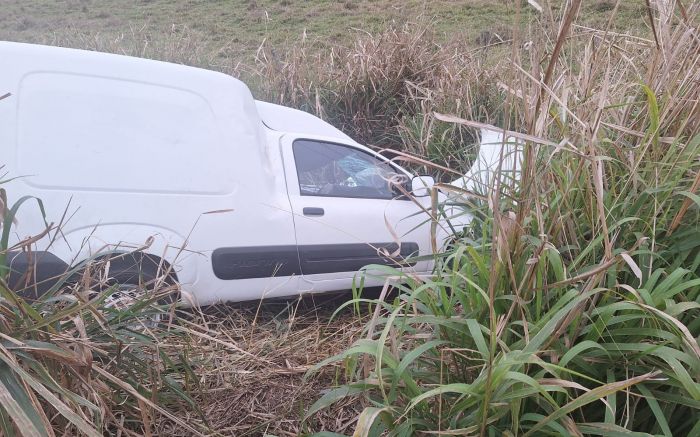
280 135 433 291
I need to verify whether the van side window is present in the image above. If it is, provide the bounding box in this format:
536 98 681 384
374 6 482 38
292 140 406 199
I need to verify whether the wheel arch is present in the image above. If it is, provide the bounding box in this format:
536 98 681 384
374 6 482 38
48 223 198 287
73 250 179 286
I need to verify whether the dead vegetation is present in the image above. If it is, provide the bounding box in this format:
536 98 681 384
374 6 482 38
1 0 699 436
156 300 365 436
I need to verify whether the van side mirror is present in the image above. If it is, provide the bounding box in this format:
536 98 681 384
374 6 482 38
411 175 435 197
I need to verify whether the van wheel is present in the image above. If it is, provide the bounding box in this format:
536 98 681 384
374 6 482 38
76 252 180 326
101 281 178 327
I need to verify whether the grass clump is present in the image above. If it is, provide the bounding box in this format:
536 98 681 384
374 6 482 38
305 2 700 435
252 20 507 178
0 166 203 435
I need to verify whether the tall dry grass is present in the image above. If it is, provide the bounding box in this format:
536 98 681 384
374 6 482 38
1 1 698 435
0 182 361 436
305 1 700 435
0 188 203 435
251 21 510 178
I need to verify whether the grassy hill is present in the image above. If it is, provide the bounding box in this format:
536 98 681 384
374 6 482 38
2 0 651 64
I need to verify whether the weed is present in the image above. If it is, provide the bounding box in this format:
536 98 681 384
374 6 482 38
306 2 700 435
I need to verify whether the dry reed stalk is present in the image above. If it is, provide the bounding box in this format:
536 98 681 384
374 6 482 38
154 300 365 436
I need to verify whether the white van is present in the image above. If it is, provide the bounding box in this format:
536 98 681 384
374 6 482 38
0 41 516 305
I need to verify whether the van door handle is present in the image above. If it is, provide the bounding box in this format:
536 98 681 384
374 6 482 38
303 207 324 216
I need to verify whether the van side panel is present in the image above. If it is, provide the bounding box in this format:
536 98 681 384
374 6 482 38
17 73 230 194
0 42 299 305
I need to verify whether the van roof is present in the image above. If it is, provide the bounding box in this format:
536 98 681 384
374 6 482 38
0 40 250 87
255 100 355 143
0 41 260 122
0 41 273 194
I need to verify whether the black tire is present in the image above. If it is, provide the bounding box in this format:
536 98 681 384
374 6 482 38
77 252 180 306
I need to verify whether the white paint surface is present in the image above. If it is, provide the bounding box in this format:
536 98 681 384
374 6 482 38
1 41 518 304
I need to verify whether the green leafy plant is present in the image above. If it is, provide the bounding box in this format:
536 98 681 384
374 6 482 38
305 2 700 435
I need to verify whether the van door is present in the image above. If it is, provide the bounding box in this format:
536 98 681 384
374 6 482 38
280 135 433 291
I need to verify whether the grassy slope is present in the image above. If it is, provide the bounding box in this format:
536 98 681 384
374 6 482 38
2 0 650 62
